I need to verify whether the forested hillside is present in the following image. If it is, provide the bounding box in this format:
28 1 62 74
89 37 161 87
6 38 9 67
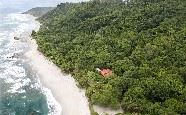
32 0 186 114
23 7 54 17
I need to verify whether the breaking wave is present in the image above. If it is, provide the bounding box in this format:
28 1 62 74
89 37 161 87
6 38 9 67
0 13 61 115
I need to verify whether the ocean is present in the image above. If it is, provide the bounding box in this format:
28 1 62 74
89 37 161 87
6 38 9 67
0 12 61 115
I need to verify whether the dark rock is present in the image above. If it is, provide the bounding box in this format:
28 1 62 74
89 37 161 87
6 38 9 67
14 37 20 40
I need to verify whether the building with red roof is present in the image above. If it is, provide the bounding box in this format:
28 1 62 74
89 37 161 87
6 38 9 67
96 68 112 77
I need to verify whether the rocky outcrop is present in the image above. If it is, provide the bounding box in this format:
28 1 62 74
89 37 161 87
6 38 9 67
14 37 20 40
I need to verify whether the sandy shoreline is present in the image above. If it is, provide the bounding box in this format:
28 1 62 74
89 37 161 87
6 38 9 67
24 32 124 115
22 15 123 115
25 33 90 115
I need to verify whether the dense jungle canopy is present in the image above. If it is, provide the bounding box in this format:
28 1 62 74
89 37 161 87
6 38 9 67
32 0 186 114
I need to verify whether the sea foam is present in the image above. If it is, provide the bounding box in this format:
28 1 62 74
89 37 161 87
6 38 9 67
0 13 61 115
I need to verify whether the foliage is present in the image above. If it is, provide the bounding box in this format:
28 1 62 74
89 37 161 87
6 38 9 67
32 0 186 114
23 7 54 17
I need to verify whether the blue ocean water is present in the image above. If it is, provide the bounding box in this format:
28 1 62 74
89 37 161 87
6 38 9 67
0 13 61 115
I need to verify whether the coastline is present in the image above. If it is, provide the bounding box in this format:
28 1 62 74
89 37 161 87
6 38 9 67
23 14 124 115
24 20 91 115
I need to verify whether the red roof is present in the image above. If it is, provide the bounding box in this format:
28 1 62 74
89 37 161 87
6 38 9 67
100 69 112 77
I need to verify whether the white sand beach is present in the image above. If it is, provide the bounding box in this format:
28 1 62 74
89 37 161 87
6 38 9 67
25 36 91 115
22 15 123 115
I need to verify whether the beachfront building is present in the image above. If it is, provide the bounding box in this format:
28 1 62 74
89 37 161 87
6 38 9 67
96 68 112 77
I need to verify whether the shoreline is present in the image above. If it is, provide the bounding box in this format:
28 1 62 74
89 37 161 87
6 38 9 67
24 14 123 115
24 21 91 115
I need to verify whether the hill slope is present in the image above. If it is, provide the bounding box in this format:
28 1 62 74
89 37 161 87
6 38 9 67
32 0 186 114
23 7 54 17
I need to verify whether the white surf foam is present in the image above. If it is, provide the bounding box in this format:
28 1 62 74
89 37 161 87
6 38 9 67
13 13 61 115
43 88 62 115
0 13 62 115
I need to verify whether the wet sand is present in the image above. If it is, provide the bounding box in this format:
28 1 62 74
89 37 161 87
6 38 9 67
25 35 90 115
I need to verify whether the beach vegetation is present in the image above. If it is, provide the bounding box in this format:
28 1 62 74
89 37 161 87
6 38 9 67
32 0 186 114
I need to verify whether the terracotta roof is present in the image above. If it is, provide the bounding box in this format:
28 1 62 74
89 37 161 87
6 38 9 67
100 69 112 77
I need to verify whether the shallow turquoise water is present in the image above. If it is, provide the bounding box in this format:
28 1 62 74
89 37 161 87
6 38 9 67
0 13 60 115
